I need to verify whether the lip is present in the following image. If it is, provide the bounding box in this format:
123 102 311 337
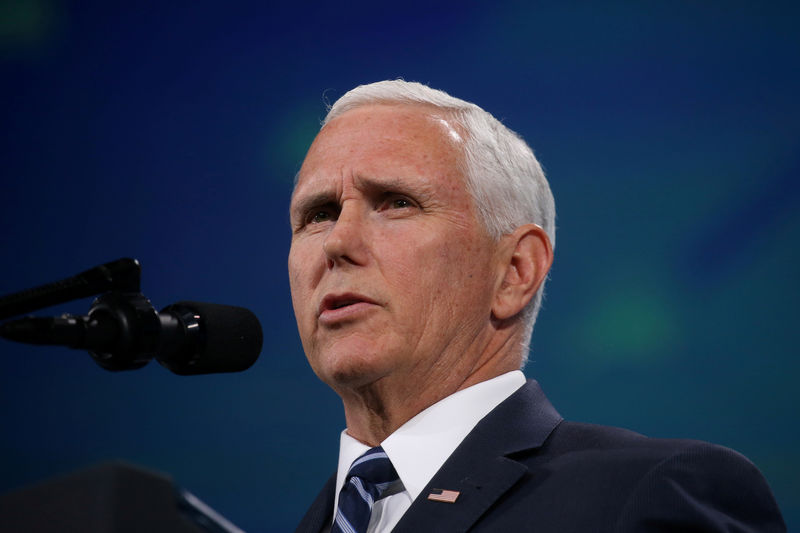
318 292 379 325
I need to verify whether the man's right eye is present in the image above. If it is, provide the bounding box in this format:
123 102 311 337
309 209 336 224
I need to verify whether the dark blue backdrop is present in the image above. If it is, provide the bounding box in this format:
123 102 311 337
1 2 798 531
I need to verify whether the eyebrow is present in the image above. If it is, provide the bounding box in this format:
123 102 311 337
290 191 337 222
354 175 417 196
290 173 435 220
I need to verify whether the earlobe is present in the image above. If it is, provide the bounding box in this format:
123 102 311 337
491 224 553 321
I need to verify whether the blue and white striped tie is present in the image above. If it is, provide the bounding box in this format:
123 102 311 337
331 446 399 533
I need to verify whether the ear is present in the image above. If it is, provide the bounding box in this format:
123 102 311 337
492 224 554 321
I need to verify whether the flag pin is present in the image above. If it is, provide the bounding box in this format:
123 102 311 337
427 489 460 503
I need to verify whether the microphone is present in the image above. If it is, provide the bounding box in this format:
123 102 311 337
0 295 262 375
157 301 263 375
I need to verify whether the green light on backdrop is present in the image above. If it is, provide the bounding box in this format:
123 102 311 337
0 0 60 51
577 285 678 365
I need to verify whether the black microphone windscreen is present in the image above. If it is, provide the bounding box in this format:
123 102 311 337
160 301 263 375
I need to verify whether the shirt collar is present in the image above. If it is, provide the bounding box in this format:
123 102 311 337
334 370 526 506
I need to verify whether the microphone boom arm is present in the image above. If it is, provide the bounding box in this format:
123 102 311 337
0 258 141 321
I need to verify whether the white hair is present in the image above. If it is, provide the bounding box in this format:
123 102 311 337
322 80 556 363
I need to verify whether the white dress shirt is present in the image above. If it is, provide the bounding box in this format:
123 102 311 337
330 370 526 533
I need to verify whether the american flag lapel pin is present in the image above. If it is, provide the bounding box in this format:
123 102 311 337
427 488 460 503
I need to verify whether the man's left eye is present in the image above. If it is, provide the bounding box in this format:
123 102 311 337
381 194 416 210
390 197 412 209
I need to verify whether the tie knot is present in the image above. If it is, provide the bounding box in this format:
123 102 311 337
332 446 400 533
346 446 398 490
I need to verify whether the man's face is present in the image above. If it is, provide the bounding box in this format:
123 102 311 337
288 104 502 397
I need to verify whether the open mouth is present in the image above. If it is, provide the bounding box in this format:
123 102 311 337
330 299 359 310
319 293 375 317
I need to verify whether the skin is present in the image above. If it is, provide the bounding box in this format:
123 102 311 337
288 104 553 446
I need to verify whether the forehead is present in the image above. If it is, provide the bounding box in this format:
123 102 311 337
292 104 467 200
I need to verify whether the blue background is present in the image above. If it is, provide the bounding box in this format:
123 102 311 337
1 1 798 531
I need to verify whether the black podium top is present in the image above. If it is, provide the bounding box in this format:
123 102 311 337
0 462 242 533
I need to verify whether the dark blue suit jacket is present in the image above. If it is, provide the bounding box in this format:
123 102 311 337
296 380 785 532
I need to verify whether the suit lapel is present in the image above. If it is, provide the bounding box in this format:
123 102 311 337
393 380 562 533
294 473 335 533
392 455 528 533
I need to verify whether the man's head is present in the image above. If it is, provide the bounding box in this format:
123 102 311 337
288 81 554 435
323 81 555 352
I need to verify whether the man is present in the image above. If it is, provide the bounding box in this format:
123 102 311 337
289 80 785 532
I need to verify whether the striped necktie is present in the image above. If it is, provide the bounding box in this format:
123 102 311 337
331 446 399 533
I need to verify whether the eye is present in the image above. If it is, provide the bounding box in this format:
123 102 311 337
305 205 339 225
311 211 331 223
389 197 412 209
380 193 417 211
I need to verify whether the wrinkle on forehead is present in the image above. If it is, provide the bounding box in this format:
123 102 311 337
291 167 445 224
291 103 468 208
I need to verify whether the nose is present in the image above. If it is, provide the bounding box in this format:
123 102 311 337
322 201 368 267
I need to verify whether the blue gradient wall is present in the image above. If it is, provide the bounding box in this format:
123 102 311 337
1 2 798 531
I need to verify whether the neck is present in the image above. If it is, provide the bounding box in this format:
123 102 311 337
338 334 522 446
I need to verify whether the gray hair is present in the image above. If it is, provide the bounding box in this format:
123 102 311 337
322 80 555 362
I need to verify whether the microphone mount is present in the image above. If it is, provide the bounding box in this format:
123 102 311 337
0 259 262 374
86 291 162 371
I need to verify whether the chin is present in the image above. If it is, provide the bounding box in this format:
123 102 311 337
312 346 389 391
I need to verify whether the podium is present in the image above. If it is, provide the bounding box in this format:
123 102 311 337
0 462 243 533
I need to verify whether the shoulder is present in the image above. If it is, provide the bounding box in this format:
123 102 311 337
541 420 769 480
512 421 787 532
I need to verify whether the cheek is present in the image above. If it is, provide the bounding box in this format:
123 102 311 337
287 257 301 302
288 257 319 360
288 249 315 321
434 234 496 304
390 231 486 312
